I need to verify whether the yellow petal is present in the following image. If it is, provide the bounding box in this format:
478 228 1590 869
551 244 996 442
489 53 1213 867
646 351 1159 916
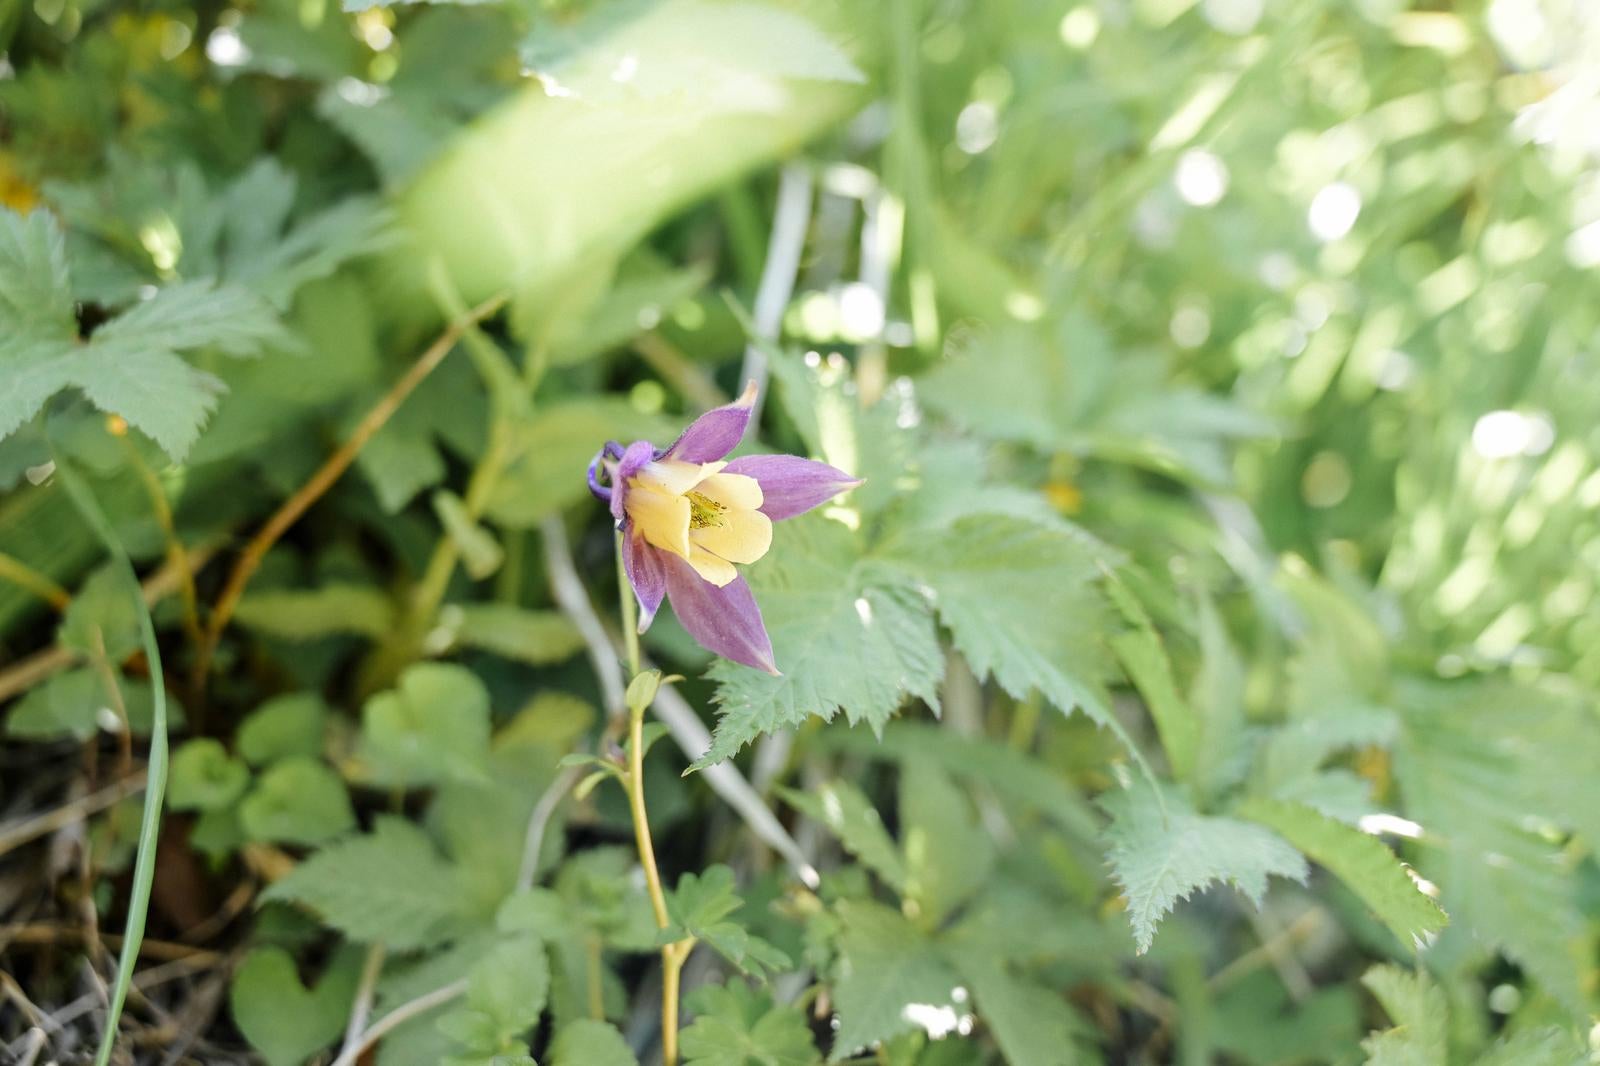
690 507 772 565
686 545 739 586
627 486 691 558
694 472 763 511
636 459 725 496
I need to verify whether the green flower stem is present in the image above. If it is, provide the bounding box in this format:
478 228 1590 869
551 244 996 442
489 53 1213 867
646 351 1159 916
615 530 693 1066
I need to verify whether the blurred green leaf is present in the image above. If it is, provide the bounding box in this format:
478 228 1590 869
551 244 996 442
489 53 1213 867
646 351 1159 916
780 780 906 892
360 663 493 788
238 758 356 846
548 1019 638 1066
484 399 675 528
230 946 362 1066
234 585 396 642
1360 965 1448 1066
237 692 330 767
446 603 585 665
681 983 818 1066
1238 797 1446 949
433 489 504 580
59 564 141 661
168 739 250 813
898 762 994 928
829 899 961 1059
263 816 469 950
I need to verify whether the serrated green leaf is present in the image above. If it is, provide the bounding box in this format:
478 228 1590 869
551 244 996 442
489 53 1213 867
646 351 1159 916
699 514 942 767
230 946 363 1066
0 345 75 448
1100 781 1307 954
92 280 286 357
237 757 355 845
0 208 75 340
779 780 906 892
263 816 467 949
681 983 818 1066
234 584 396 641
210 160 393 307
1237 798 1446 949
69 343 224 460
883 515 1112 718
1360 965 1448 1066
829 899 961 1060
665 865 789 977
548 1019 638 1066
1 208 295 459
237 692 330 766
360 662 492 788
168 739 250 812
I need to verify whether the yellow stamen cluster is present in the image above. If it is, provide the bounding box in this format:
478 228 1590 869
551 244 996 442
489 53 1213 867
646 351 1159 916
686 491 728 530
625 459 772 587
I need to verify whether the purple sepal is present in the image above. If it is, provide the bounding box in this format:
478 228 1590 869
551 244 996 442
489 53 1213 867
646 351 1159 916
609 440 657 522
721 455 862 521
662 554 779 675
622 526 668 633
661 380 759 464
587 441 624 505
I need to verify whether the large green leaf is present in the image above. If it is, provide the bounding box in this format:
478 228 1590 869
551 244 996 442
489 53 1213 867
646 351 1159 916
699 513 942 767
881 515 1116 739
829 900 961 1060
262 816 469 950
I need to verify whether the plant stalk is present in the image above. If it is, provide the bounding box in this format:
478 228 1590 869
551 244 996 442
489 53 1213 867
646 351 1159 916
615 529 692 1065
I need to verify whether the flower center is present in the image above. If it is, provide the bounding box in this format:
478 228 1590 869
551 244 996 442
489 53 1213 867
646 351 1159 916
686 490 728 529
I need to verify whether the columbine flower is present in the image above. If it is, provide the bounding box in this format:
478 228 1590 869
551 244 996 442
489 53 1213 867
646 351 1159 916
588 382 860 674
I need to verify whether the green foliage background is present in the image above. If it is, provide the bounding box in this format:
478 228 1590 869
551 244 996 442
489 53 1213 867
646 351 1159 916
2 0 1598 1063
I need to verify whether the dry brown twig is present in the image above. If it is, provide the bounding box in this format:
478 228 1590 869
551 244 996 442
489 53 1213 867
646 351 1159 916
191 293 508 691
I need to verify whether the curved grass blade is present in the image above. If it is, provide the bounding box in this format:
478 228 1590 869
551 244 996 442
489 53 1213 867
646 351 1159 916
52 452 170 1066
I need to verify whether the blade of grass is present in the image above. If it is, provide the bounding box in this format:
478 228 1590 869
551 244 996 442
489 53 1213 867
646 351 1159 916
50 453 169 1066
